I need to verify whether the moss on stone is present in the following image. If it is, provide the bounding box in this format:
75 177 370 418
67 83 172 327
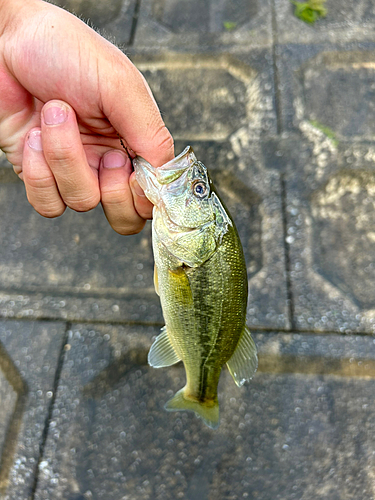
290 0 327 24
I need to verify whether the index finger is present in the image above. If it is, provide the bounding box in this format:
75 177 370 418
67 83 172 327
100 55 174 169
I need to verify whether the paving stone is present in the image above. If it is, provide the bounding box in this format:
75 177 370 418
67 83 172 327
48 0 136 43
275 0 375 45
0 160 159 324
0 289 162 325
0 151 11 168
0 154 15 184
281 130 375 333
0 319 66 500
0 181 162 323
35 324 375 500
248 134 375 334
277 44 375 138
134 0 272 50
131 52 277 141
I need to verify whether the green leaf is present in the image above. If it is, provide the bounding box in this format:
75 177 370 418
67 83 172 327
290 0 327 24
309 120 339 147
223 21 237 31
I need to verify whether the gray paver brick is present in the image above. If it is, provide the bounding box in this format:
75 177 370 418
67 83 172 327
272 42 375 333
277 44 375 138
131 51 277 141
0 289 162 324
283 133 375 333
134 0 272 50
302 54 375 140
0 181 162 323
35 324 375 500
240 134 375 334
0 152 14 184
0 320 66 500
275 0 375 45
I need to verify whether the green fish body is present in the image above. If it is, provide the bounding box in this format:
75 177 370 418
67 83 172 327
133 147 257 429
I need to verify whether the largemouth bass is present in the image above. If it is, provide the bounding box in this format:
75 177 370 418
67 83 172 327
133 146 257 429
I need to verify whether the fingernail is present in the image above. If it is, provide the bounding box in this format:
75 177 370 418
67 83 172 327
132 178 146 197
103 151 128 169
27 129 43 151
43 105 68 125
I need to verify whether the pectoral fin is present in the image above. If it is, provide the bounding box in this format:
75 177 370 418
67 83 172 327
168 267 194 307
148 326 181 368
227 326 258 387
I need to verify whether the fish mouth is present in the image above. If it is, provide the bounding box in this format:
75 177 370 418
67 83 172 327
133 146 196 193
134 146 205 213
156 146 196 185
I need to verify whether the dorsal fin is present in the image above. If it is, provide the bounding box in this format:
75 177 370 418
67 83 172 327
226 326 258 387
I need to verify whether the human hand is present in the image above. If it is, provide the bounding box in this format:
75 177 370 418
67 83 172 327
0 0 174 234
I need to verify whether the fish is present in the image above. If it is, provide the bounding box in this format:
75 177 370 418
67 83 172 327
133 146 257 429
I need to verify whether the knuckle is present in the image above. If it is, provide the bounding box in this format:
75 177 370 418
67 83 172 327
66 192 100 212
153 125 174 155
112 219 145 236
29 200 66 218
13 165 22 176
100 187 129 205
44 142 76 166
25 173 56 191
38 206 66 218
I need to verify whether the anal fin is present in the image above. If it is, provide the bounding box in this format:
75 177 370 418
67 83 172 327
227 325 258 387
148 326 181 368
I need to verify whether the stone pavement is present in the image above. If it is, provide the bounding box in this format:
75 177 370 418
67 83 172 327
1 0 375 498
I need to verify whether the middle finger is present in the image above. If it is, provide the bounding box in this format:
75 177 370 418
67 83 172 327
41 100 100 212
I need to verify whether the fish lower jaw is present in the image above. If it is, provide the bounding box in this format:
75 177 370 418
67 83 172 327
157 206 215 235
164 217 210 235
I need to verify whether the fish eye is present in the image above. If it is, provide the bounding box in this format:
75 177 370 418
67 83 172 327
193 181 208 198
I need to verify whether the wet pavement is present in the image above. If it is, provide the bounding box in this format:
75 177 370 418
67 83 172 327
1 0 375 498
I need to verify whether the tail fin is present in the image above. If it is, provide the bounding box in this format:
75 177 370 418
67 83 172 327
164 388 219 430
